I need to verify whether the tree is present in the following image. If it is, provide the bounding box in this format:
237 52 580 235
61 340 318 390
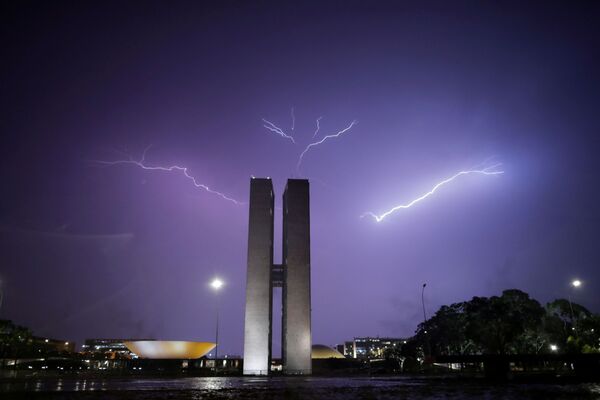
410 289 598 358
415 302 475 356
546 299 597 353
0 320 33 368
463 290 544 354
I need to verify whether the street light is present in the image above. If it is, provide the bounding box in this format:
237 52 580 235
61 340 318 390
421 283 428 322
211 278 224 290
550 344 558 352
568 279 582 334
421 283 430 358
210 278 224 370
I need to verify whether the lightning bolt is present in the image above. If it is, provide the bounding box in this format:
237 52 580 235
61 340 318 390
362 164 504 222
291 107 296 131
296 120 358 172
91 146 243 205
313 116 323 138
262 118 296 144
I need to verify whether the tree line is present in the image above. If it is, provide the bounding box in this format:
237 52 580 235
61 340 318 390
395 289 599 360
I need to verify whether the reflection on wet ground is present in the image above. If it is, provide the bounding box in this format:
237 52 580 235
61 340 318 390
1 376 600 399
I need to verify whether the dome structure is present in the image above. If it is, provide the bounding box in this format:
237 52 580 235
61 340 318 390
124 340 216 360
311 344 345 359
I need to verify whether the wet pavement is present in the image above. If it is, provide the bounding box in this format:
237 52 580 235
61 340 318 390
1 376 600 399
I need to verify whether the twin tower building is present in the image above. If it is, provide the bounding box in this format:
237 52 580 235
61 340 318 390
243 178 312 375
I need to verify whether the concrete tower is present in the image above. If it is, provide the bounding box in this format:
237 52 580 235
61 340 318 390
282 179 312 374
243 178 311 376
242 178 274 375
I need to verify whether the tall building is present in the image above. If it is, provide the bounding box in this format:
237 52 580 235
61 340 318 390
243 178 274 375
243 178 312 375
282 180 312 374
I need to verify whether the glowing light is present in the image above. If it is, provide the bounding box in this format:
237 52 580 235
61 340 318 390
262 118 295 144
91 146 243 205
124 341 215 359
296 120 358 171
363 164 504 222
572 279 582 288
550 344 558 352
211 278 224 290
313 116 323 138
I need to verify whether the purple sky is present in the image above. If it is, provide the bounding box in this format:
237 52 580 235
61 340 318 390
1 1 599 356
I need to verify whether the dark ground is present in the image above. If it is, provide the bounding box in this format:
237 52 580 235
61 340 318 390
2 376 600 399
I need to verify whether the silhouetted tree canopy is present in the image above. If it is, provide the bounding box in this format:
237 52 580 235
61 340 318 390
407 289 600 357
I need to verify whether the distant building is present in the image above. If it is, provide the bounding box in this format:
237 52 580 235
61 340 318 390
123 340 215 360
1 320 74 357
311 344 345 359
81 338 153 359
339 337 407 359
32 337 75 353
195 357 242 372
342 341 354 358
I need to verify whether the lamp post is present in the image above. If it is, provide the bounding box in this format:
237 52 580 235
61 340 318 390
421 283 428 323
210 278 224 370
421 283 430 358
0 279 3 314
568 279 582 334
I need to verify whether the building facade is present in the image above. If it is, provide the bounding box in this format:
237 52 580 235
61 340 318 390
81 338 147 359
337 337 408 359
243 178 312 375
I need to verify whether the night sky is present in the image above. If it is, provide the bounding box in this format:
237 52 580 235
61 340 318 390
1 1 599 357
